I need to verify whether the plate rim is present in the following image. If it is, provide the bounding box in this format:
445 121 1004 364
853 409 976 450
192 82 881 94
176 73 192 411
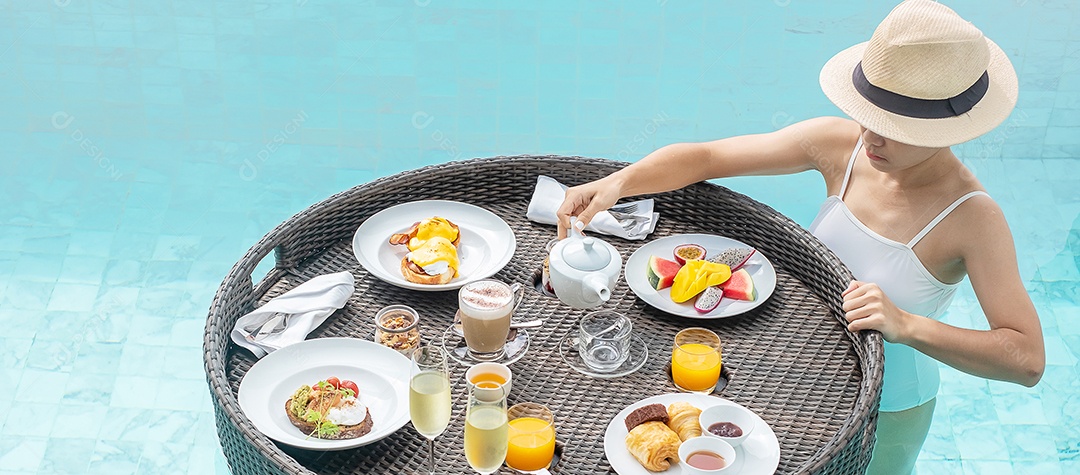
625 233 776 319
351 200 517 291
603 393 781 475
237 337 414 451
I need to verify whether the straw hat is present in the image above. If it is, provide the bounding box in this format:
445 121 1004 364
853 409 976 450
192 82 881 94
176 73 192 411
820 0 1018 147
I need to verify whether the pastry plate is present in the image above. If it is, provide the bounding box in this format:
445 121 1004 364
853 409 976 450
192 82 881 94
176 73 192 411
352 200 516 291
625 234 776 318
604 393 780 475
237 338 414 450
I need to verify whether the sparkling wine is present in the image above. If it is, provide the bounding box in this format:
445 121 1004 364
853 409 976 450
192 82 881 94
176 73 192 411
409 371 451 439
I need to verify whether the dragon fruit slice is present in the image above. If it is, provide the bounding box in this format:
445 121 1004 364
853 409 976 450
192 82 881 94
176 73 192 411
694 286 725 313
708 247 756 270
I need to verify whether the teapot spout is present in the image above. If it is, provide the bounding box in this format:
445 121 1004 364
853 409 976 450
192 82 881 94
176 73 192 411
582 273 612 306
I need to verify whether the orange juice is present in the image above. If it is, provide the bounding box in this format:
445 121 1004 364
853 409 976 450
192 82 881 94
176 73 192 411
470 372 507 389
506 417 556 471
672 343 722 392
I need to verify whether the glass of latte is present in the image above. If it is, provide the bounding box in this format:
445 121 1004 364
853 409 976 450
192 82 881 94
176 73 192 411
458 279 516 361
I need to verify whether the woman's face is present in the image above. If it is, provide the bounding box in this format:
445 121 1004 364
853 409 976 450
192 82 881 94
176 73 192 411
859 126 946 171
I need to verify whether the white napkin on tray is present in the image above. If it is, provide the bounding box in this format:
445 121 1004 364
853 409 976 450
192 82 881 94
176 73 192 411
230 271 355 358
526 175 659 240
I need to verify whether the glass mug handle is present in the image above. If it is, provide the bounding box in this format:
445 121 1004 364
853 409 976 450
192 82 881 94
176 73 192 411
509 282 525 313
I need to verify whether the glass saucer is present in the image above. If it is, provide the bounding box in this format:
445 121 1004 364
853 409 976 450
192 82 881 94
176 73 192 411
438 324 530 367
558 331 648 378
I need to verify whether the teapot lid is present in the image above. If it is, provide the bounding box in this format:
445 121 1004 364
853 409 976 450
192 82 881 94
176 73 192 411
559 236 612 271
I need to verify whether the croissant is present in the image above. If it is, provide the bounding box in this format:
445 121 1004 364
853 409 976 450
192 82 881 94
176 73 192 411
666 402 702 441
625 421 682 471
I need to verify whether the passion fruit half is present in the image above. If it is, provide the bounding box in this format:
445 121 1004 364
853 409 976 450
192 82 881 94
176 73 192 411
673 243 706 265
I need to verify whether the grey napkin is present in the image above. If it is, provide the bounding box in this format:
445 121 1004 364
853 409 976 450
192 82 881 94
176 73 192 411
526 175 659 240
230 271 355 358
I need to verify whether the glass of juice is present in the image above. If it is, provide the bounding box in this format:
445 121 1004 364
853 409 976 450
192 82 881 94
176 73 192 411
409 345 452 475
671 328 723 393
464 384 508 475
506 403 556 472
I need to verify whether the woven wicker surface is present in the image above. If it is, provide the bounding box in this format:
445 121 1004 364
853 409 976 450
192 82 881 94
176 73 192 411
204 156 883 475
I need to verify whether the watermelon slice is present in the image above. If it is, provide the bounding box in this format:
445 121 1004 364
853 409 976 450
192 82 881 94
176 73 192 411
643 255 678 289
721 268 756 301
646 256 681 290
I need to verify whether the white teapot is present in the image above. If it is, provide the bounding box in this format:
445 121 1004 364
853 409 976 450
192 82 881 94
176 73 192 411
547 219 623 309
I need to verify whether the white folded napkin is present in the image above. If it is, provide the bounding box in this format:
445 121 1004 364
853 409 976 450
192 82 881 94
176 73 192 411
526 175 659 240
231 271 355 358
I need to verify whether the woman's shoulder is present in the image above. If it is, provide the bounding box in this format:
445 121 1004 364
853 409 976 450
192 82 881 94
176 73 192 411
784 117 862 183
789 116 862 143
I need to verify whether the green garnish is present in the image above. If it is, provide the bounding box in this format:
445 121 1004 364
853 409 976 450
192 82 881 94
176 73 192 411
317 420 340 437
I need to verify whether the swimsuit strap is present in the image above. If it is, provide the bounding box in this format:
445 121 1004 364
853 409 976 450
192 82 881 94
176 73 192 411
838 137 863 200
907 191 990 247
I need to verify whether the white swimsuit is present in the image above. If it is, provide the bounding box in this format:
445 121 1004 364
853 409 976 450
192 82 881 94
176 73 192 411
809 138 988 412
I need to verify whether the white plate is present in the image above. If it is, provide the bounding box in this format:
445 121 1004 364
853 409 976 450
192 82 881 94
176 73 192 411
625 234 776 319
352 200 516 291
604 393 780 475
237 338 414 451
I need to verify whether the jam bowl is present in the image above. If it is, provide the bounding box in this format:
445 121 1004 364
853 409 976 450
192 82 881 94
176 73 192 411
698 404 755 448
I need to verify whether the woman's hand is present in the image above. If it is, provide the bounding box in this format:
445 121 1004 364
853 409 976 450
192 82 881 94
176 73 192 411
555 177 624 238
842 280 915 343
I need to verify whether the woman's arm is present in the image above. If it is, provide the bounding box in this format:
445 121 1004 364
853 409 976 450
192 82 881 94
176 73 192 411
843 198 1045 386
555 117 859 237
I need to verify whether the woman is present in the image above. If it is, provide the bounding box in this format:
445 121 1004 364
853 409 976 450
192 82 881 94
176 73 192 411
556 2 1045 473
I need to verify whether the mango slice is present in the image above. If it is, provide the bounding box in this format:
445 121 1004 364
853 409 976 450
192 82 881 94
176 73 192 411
669 260 731 303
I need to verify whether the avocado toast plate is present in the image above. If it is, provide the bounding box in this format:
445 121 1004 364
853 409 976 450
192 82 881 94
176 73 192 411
238 338 414 450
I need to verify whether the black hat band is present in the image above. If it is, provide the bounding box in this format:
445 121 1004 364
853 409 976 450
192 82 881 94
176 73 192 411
853 62 989 119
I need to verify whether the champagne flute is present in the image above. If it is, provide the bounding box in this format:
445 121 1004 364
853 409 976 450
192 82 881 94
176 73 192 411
410 345 452 475
464 384 508 475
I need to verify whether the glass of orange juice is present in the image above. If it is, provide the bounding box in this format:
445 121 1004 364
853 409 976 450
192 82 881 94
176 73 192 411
671 328 722 393
505 403 556 472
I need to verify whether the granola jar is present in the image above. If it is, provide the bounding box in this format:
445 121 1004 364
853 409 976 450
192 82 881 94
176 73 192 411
374 305 421 353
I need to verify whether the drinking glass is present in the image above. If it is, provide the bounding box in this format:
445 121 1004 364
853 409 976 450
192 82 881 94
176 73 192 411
671 328 723 393
577 310 633 371
464 385 508 474
409 345 452 475
506 403 556 472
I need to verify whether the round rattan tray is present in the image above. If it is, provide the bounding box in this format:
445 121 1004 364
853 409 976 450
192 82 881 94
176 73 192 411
203 156 883 474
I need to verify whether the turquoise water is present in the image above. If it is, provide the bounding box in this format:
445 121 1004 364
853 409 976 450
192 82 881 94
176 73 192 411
0 1 1076 474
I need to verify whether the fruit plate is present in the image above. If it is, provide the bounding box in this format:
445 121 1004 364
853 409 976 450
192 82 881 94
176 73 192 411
352 200 517 291
604 393 780 475
625 234 776 319
237 338 414 451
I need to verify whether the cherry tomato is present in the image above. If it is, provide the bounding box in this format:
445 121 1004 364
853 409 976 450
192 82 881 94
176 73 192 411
340 380 359 396
326 377 341 389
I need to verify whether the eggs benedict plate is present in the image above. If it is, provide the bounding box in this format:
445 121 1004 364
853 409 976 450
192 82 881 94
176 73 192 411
352 200 516 291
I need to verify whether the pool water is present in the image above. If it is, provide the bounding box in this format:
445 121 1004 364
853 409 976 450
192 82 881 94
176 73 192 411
1 1 1077 474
